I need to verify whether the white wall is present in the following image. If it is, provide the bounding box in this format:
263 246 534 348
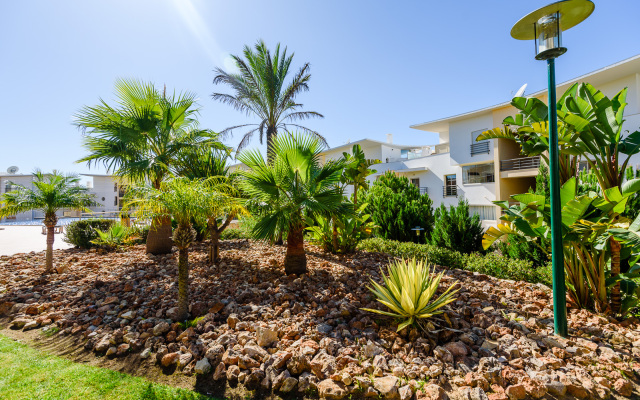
448 114 494 166
88 176 120 213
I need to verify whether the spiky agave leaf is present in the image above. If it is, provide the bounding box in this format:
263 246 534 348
362 258 459 332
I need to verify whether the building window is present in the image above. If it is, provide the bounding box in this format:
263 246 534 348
469 205 496 220
114 183 118 192
410 178 420 188
444 174 457 197
463 163 495 184
114 196 118 206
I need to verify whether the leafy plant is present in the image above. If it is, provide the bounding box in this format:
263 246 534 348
358 238 551 285
361 172 434 243
64 219 116 249
212 40 325 153
75 78 225 255
238 133 345 275
178 316 205 330
0 171 95 272
90 224 131 250
307 202 375 254
362 258 459 332
431 197 483 254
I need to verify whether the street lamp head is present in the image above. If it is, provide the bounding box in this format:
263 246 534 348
511 0 594 60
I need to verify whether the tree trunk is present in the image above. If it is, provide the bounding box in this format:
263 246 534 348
45 224 55 273
284 225 307 275
610 237 622 314
331 215 339 252
209 229 220 264
43 213 57 273
146 215 173 255
176 247 190 321
353 185 358 207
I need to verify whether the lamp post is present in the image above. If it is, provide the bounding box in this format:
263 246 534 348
511 0 594 337
411 226 424 238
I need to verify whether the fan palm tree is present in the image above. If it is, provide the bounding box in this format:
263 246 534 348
238 133 345 274
125 178 227 321
75 78 225 255
0 171 95 273
212 40 326 154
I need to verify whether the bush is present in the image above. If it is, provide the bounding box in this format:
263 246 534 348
63 219 116 249
358 237 551 285
361 172 434 243
220 228 251 240
495 234 549 268
91 224 131 250
431 198 484 254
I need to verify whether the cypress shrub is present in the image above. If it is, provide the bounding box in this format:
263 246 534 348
63 219 116 249
431 198 484 254
361 172 434 243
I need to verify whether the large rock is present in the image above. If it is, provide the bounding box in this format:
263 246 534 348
419 384 448 400
194 358 211 374
153 321 170 336
310 351 337 379
212 362 226 380
317 379 347 399
161 352 179 367
256 326 278 347
280 377 298 393
374 376 400 400
10 318 31 329
94 335 112 352
287 353 311 375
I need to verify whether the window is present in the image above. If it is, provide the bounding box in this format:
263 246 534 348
410 178 420 188
469 205 496 220
463 163 495 184
444 174 457 196
114 183 118 192
114 196 118 206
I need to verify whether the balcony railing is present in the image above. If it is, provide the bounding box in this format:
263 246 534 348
470 141 490 156
443 185 458 197
500 156 541 171
418 187 428 195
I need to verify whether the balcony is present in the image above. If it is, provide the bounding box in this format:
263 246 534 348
470 141 490 156
384 143 450 163
443 185 458 197
500 156 541 171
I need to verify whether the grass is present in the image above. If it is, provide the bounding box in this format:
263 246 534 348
0 334 217 400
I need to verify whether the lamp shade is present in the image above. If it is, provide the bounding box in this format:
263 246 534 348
511 0 594 60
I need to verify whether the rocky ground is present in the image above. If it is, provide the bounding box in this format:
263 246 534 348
1 240 639 400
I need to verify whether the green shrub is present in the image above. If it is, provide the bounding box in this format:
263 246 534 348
361 172 434 243
358 237 551 285
91 224 131 250
496 234 549 268
63 219 116 249
306 203 375 254
220 228 250 240
431 198 484 254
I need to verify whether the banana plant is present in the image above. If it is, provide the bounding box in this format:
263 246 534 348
608 213 640 314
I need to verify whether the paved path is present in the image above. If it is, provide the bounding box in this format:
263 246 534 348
0 226 73 256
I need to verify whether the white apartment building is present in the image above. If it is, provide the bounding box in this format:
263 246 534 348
0 170 125 223
321 54 640 228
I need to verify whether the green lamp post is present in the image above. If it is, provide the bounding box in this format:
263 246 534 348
511 0 594 337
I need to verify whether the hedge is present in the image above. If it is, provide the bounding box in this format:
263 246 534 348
357 238 552 286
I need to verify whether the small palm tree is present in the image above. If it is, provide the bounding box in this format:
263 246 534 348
75 78 225 255
0 171 95 273
125 178 227 321
173 148 248 264
238 133 344 274
212 40 325 154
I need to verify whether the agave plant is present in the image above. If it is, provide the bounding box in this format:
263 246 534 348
90 224 131 250
362 258 459 332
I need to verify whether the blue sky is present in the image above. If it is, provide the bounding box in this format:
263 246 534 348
1 0 639 175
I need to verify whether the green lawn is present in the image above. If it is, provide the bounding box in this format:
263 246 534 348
0 334 217 400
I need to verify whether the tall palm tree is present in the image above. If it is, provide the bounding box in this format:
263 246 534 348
125 178 226 321
0 171 95 273
75 78 225 254
238 134 345 274
212 40 326 154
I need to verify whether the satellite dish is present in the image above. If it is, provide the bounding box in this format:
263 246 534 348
514 83 528 98
6 166 19 174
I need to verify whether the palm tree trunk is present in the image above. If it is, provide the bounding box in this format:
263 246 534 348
209 228 220 264
44 213 57 273
284 224 307 275
610 237 622 314
177 247 190 321
146 215 173 255
331 215 339 252
45 224 55 273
